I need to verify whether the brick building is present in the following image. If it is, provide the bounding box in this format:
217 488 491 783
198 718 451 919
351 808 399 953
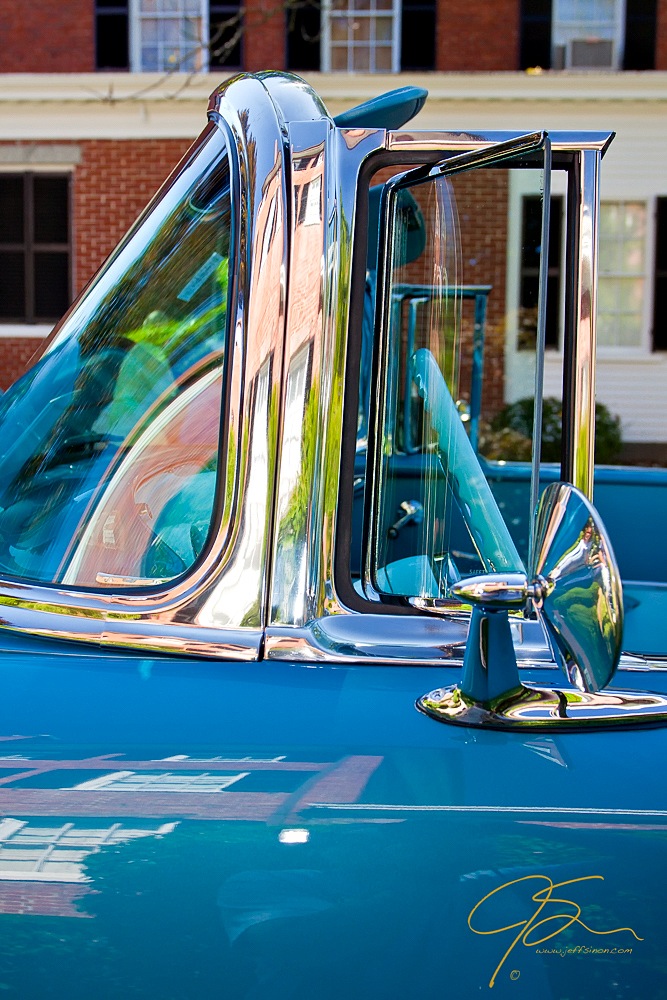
1 0 667 451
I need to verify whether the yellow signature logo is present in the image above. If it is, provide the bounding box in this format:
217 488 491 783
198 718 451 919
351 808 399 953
467 874 643 989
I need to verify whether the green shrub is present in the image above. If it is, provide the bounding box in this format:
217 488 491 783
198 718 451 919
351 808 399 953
488 396 623 464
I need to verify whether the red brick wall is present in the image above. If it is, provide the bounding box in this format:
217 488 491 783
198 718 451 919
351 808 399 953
0 882 92 918
0 138 192 387
243 0 286 71
0 338 44 391
0 0 94 72
73 138 192 291
436 0 520 71
454 170 509 415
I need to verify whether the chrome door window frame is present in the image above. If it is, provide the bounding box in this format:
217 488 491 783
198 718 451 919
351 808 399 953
266 123 613 666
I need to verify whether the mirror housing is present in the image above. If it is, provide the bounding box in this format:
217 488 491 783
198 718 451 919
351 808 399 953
417 483 667 729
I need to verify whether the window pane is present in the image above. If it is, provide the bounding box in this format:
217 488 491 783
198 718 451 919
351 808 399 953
624 0 656 69
0 176 24 243
598 201 646 347
653 196 667 350
401 5 435 70
163 17 180 41
33 177 69 245
209 5 243 68
597 278 618 313
618 277 644 313
622 239 644 273
34 251 69 319
352 45 370 69
141 45 159 69
96 12 130 69
374 44 392 70
0 252 25 319
285 3 320 70
331 17 348 41
0 126 234 589
519 194 562 350
375 15 392 41
364 163 549 602
142 16 158 41
353 16 371 41
331 46 348 70
325 2 397 72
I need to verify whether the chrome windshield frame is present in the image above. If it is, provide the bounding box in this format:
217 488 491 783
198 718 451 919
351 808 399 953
0 73 290 660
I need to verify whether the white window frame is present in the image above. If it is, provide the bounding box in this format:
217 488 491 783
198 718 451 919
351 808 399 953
130 0 210 73
0 818 176 882
597 198 653 355
321 0 401 73
552 0 626 70
72 770 249 792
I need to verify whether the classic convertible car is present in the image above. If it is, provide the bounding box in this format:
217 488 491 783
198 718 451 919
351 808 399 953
0 72 666 999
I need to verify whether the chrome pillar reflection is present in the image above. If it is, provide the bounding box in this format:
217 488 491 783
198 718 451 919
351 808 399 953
562 148 601 500
269 124 385 628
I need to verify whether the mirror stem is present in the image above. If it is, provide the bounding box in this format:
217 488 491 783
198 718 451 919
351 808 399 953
461 607 522 705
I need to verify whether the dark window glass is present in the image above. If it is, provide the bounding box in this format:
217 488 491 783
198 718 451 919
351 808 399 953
520 0 552 70
653 197 667 350
210 2 243 67
0 253 25 320
96 3 129 70
34 177 69 244
34 252 70 320
287 3 320 71
519 194 562 349
401 0 435 71
0 174 70 324
623 0 656 70
0 176 24 243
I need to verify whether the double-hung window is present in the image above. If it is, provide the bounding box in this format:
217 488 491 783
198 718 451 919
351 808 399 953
131 0 208 72
521 0 654 71
321 0 401 72
552 0 626 70
96 0 243 71
0 173 71 324
598 201 647 349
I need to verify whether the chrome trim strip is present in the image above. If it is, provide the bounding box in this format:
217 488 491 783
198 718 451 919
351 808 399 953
387 130 614 154
269 123 386 630
562 148 600 499
310 804 667 816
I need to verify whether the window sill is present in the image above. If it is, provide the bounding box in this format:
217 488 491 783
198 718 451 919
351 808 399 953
0 324 53 338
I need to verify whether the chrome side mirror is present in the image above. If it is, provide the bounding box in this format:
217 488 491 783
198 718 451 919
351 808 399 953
418 482 667 729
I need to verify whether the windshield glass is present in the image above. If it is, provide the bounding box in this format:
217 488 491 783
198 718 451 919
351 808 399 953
0 123 233 588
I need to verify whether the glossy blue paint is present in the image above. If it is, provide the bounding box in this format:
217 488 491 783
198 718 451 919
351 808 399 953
0 74 664 1000
0 639 666 998
484 460 667 590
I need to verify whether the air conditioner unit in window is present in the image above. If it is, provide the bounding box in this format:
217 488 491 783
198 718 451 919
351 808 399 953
570 38 615 68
